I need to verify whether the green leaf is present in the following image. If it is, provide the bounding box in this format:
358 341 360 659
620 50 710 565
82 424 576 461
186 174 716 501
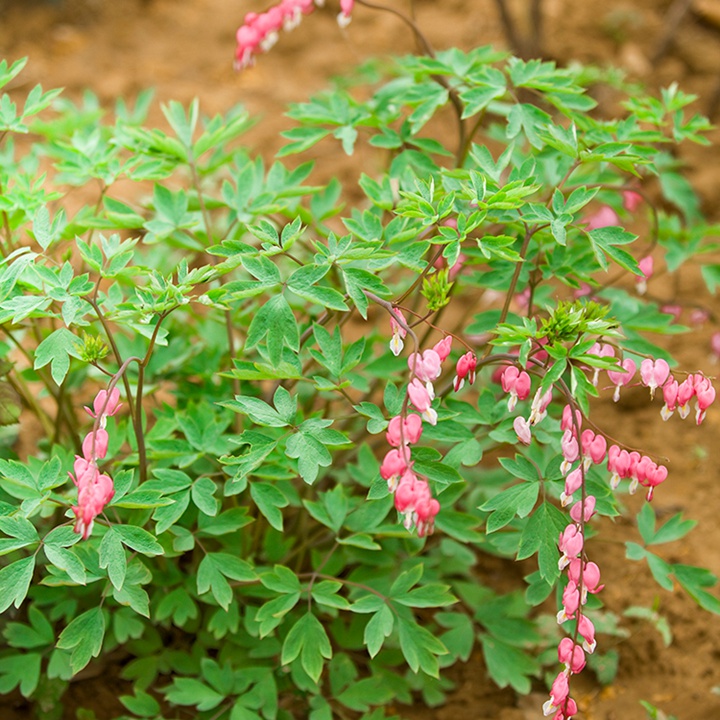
119 689 162 718
197 554 255 610
396 614 448 677
251 482 289 531
56 607 105 674
192 477 219 516
412 458 463 488
33 328 81 385
279 126 330 156
0 652 42 697
390 564 424 595
497 455 540 482
112 488 173 509
341 267 390 319
224 395 289 427
155 587 198 626
506 103 552 149
337 533 381 550
363 605 394 658
459 68 507 117
260 565 301 594
310 580 350 610
394 583 457 608
672 564 720 613
281 612 333 682
0 556 35 612
4 606 54 649
99 527 127 590
481 482 539 533
311 325 343 377
0 515 39 555
116 525 164 556
646 551 674 591
524 571 554 606
588 226 640 275
245 294 299 365
516 501 567 582
480 634 538 694
272 386 297 424
44 544 86 585
286 430 332 484
165 677 225 711
162 98 198 147
650 512 697 546
153 490 190 534
637 503 655 545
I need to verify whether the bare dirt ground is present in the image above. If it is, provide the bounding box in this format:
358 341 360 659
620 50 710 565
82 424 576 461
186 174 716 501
2 0 720 718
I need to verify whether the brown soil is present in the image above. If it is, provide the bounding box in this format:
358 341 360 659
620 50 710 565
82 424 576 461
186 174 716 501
2 0 720 719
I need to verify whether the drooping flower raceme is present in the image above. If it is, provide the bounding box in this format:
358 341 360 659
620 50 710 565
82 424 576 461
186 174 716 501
379 327 454 537
235 0 330 70
71 387 122 539
70 458 114 540
394 469 440 537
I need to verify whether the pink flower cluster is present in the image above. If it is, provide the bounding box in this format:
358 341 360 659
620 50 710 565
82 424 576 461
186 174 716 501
381 411 438 537
661 372 716 425
381 322 479 537
558 413 603 518
235 0 354 70
70 387 121 539
547 520 601 719
590 344 716 423
606 445 668 501
380 335 456 536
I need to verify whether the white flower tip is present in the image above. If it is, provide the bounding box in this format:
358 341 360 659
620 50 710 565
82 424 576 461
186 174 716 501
337 12 351 28
425 381 435 400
